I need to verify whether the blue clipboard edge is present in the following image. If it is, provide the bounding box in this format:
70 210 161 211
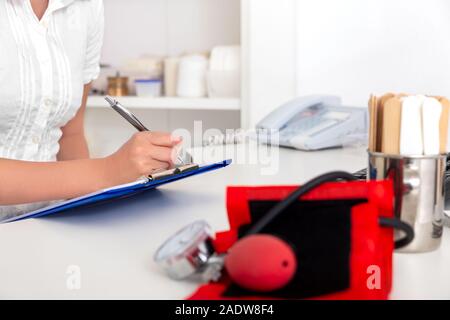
3 159 232 223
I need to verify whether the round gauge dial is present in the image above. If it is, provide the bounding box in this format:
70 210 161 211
154 221 214 280
155 221 211 261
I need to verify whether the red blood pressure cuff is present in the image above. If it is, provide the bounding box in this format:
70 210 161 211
188 180 395 300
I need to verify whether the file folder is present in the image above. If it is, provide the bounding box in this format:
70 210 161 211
3 160 231 223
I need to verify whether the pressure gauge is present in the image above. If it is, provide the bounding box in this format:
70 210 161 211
154 221 221 281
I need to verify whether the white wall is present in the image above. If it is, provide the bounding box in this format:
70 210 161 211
241 0 297 128
296 0 450 106
102 0 241 67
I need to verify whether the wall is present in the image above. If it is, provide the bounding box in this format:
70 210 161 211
241 0 298 128
296 0 450 106
102 0 241 67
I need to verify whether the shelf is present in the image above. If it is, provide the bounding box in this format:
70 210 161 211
87 96 241 111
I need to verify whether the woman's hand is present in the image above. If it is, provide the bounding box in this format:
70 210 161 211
107 132 182 184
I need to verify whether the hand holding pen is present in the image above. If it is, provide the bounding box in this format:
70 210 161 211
105 96 192 168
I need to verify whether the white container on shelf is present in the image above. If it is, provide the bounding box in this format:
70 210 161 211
122 56 163 95
176 55 209 98
210 46 241 71
164 56 180 97
206 70 240 98
207 45 241 98
135 79 162 97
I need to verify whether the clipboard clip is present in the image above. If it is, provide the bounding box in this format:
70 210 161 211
148 164 200 181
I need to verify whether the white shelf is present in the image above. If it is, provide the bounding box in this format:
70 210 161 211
87 96 241 111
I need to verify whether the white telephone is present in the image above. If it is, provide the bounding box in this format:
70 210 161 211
255 95 368 151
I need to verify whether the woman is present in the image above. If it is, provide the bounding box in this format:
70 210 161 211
0 0 179 220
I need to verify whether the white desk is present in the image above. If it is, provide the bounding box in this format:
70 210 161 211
0 145 449 299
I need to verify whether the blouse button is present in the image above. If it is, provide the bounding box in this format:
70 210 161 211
32 136 40 144
44 98 53 109
40 18 50 31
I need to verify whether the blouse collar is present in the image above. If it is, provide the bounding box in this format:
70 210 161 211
50 0 76 10
18 0 77 11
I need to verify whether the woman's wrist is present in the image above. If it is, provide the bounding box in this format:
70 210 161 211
97 155 122 188
100 153 137 188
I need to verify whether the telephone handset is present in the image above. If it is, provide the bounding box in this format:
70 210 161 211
255 95 367 151
257 95 342 131
202 95 367 151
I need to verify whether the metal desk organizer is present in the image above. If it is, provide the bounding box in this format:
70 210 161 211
368 152 447 253
444 154 450 228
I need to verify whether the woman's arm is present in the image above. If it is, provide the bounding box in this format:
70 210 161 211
0 157 115 205
0 132 181 205
57 84 91 161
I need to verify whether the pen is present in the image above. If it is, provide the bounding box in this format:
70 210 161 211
104 96 188 165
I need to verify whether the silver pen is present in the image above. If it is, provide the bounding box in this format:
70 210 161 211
105 96 189 165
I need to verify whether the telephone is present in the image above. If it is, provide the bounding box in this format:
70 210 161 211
255 95 368 151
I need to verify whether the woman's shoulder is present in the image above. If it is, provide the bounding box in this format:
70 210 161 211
71 0 103 20
78 0 103 8
72 0 103 13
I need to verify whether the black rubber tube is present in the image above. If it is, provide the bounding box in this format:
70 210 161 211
379 217 415 249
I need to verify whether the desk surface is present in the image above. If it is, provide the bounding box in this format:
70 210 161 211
0 145 449 299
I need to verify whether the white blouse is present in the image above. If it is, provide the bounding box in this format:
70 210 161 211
0 0 104 219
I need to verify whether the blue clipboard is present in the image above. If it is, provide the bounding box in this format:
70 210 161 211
4 160 231 223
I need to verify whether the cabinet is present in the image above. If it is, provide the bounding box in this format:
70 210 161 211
86 0 298 156
86 0 241 156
